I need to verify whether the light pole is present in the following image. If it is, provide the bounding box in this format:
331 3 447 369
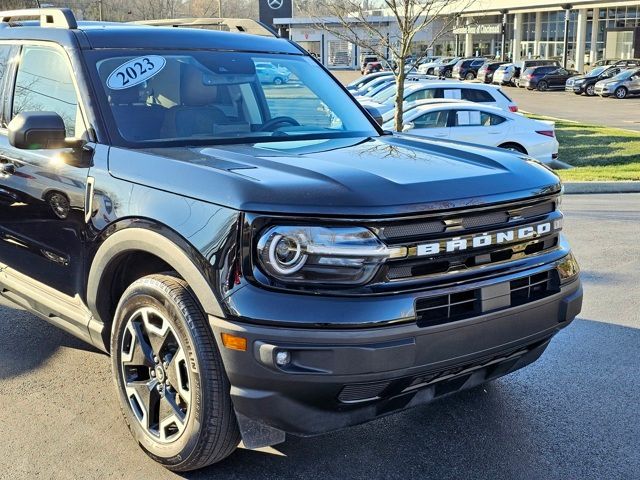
98 0 103 21
562 4 572 68
218 0 222 18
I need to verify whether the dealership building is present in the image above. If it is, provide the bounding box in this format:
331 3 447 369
273 0 640 71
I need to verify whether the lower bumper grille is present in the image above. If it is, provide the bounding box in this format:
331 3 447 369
415 269 559 328
337 337 552 404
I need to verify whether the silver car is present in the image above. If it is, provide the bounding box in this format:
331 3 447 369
594 67 640 99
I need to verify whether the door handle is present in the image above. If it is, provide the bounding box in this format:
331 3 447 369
0 163 15 177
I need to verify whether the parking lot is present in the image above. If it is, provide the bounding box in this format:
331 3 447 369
1 194 638 480
333 70 640 130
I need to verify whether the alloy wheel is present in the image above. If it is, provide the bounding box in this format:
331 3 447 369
615 87 627 99
586 84 595 96
120 307 192 444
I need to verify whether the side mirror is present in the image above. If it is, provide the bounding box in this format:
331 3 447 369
363 105 383 126
8 112 73 150
402 122 415 132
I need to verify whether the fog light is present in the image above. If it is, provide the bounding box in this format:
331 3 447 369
275 350 291 367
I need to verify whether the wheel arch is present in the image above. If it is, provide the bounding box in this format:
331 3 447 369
498 142 528 154
87 220 226 352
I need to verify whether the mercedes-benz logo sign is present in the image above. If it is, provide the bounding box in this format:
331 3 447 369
268 0 283 10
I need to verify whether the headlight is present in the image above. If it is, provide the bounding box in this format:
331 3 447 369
557 252 580 283
574 79 584 85
256 226 406 285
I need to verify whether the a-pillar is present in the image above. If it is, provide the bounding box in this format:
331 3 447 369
512 13 523 62
575 8 588 72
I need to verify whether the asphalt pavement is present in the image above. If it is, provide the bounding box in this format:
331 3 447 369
0 194 638 480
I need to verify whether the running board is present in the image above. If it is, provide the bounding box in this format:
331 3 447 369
0 264 101 350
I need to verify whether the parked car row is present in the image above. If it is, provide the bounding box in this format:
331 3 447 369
350 71 561 167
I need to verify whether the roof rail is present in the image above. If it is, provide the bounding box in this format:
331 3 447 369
131 18 277 38
0 8 77 29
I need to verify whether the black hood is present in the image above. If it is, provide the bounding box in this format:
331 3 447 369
108 135 560 217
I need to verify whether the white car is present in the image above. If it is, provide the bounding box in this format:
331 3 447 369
492 64 516 86
384 102 559 166
361 80 519 120
417 57 452 75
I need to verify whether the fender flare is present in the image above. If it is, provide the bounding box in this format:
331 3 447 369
86 225 225 349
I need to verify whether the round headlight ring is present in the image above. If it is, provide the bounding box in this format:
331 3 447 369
268 233 308 275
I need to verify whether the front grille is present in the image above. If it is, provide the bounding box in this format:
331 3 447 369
377 198 555 242
387 235 559 280
415 269 559 328
372 195 561 286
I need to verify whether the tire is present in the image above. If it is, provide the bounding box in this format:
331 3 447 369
614 86 627 99
465 72 476 81
499 142 527 154
111 273 240 472
273 77 283 85
536 80 548 91
585 84 595 96
444 70 452 78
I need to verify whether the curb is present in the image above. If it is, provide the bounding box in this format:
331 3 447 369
563 181 640 194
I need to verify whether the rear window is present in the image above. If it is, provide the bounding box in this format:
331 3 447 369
461 88 494 102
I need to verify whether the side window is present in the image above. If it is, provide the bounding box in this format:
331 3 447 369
0 44 13 127
413 110 449 129
453 110 482 127
462 89 494 102
480 112 506 126
12 46 83 137
405 88 438 102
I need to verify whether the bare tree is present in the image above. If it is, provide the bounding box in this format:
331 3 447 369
299 0 475 131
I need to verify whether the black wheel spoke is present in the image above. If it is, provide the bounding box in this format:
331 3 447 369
124 321 155 368
125 378 160 429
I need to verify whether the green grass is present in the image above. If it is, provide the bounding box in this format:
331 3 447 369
527 114 640 181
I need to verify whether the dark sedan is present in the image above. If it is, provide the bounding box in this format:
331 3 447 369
521 66 578 91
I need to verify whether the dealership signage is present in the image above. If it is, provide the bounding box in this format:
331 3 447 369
259 0 292 27
453 23 502 35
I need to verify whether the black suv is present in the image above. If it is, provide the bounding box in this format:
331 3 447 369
521 66 578 91
565 65 626 96
453 58 486 81
0 9 582 472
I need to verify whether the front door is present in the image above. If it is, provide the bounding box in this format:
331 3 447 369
408 109 450 138
0 44 92 298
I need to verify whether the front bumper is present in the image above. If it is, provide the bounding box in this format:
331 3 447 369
211 268 582 439
565 84 583 93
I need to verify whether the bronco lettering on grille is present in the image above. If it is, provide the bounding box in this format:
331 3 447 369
416 221 560 257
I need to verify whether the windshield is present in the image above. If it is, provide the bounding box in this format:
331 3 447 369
586 66 607 77
89 50 377 146
370 83 397 103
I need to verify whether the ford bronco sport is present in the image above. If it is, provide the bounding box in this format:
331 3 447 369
0 9 582 472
